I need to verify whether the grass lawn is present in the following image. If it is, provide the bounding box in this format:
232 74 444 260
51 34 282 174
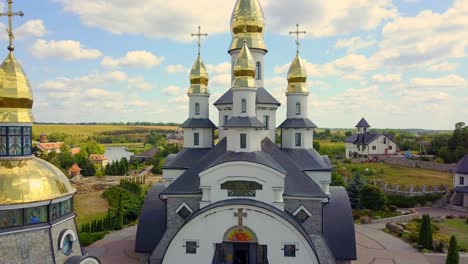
74 191 110 227
317 140 345 157
338 163 452 187
437 219 468 251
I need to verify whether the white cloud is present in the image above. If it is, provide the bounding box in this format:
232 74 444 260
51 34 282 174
30 39 102 60
101 50 164 69
0 20 47 40
163 85 182 96
428 62 459 72
410 74 467 89
372 74 401 83
166 64 186 73
128 77 153 91
335 37 376 53
206 62 232 88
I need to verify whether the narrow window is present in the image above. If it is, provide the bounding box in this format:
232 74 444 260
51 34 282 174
240 134 247 149
263 115 269 129
460 177 465 185
295 133 301 147
383 138 387 144
256 62 261 80
194 133 200 146
223 116 229 125
195 103 200 116
295 102 301 115
241 99 247 113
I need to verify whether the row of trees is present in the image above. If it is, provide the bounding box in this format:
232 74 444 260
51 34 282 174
105 158 130 176
430 122 468 163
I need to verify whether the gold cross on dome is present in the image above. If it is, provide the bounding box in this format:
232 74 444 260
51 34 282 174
234 208 247 226
289 24 307 54
236 10 255 34
191 26 208 56
0 0 24 52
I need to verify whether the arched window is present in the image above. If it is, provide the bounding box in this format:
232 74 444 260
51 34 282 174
195 103 200 116
241 99 247 113
256 62 261 80
296 102 301 115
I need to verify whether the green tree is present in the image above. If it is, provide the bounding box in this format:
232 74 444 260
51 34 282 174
331 171 346 187
418 214 433 250
57 146 75 170
313 141 321 151
446 235 459 264
114 192 124 230
359 185 387 211
75 153 96 176
347 173 366 209
82 140 105 155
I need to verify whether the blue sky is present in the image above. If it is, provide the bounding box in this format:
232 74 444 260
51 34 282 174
4 0 467 129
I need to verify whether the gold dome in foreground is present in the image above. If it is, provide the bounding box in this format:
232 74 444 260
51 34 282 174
0 52 34 123
287 54 308 94
229 0 267 52
233 42 256 89
0 157 76 205
188 55 209 95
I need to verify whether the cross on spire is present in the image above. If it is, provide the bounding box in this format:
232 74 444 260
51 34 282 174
0 0 24 52
236 10 255 34
234 208 247 226
191 26 208 56
289 24 306 54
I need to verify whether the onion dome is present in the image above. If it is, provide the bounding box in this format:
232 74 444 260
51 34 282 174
188 55 209 95
0 52 34 123
233 42 256 88
0 158 76 205
286 54 308 94
229 0 267 52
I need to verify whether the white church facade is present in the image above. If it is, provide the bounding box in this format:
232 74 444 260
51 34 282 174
345 118 398 159
136 1 356 263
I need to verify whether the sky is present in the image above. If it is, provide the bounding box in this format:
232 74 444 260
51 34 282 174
3 0 468 130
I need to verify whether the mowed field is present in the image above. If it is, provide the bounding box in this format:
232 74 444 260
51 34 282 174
32 124 179 138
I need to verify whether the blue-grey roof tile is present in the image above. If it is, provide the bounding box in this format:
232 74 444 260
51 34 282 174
214 87 281 106
278 118 318 129
223 116 265 128
180 118 217 129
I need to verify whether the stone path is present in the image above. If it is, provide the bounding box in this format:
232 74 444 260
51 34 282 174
86 225 146 264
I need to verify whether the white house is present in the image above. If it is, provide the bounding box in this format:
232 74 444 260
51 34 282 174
345 118 398 159
452 155 468 207
136 1 356 263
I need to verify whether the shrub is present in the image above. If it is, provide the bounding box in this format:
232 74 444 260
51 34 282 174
360 185 387 211
446 236 459 264
347 173 366 209
418 214 433 250
387 193 444 208
78 231 109 247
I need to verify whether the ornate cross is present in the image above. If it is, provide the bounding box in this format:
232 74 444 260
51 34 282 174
191 26 208 56
234 208 247 227
0 0 24 52
236 10 255 34
289 24 306 54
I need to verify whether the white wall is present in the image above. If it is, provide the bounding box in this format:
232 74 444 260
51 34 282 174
454 173 466 188
345 143 357 159
189 95 210 119
199 162 285 209
183 128 213 148
345 135 397 158
232 88 257 117
281 128 314 149
256 104 277 143
226 128 262 152
286 94 309 119
217 106 233 140
163 204 319 264
230 49 266 88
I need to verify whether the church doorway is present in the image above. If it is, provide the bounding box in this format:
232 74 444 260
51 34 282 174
213 242 268 264
233 243 249 264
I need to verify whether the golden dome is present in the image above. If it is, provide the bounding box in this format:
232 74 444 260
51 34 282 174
0 157 76 205
188 55 209 95
233 42 256 88
0 52 34 123
229 0 267 52
286 54 308 94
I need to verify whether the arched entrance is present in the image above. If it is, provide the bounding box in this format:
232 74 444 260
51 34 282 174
212 209 267 264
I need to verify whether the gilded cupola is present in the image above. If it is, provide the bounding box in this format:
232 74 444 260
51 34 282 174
286 54 309 94
229 0 267 52
233 41 257 88
0 52 34 123
188 55 209 95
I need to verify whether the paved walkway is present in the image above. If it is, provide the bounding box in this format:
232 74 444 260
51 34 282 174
86 225 146 264
415 206 468 218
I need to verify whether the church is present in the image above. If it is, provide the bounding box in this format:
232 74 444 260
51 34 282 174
136 0 356 263
0 1 99 263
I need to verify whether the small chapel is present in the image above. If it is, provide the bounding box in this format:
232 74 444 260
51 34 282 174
136 0 356 263
0 1 99 263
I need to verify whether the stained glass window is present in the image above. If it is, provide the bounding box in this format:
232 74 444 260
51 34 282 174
221 181 262 197
0 209 23 228
25 206 47 225
51 199 73 220
284 244 296 257
295 210 310 223
62 234 73 256
0 127 6 156
8 127 22 156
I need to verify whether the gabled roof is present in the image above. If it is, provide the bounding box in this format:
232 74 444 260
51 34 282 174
454 154 468 174
323 187 357 261
36 142 64 151
223 116 264 128
181 118 217 129
67 163 81 173
214 87 280 106
163 148 212 170
344 133 380 145
355 118 371 128
161 138 327 198
281 148 332 172
278 118 317 129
